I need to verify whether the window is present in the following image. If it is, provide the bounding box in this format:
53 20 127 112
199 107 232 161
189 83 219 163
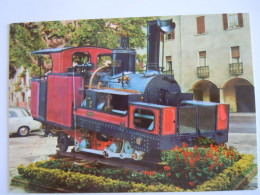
197 16 205 34
160 32 164 42
165 56 173 74
97 54 112 67
160 31 175 41
96 93 128 115
20 109 31 117
231 46 240 63
199 51 207 66
72 52 90 66
21 92 25 102
9 111 18 118
223 13 243 30
134 108 155 130
229 14 239 28
165 31 175 40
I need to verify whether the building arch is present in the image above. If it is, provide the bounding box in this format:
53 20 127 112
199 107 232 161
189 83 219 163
222 78 255 112
192 80 220 103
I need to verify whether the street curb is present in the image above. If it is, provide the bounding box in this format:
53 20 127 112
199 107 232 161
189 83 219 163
233 166 258 190
230 113 256 117
11 178 74 193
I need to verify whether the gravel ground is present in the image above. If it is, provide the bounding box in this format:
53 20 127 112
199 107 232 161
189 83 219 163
8 130 57 186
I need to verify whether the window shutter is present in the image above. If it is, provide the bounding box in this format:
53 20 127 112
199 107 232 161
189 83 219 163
199 51 206 57
160 32 164 42
238 13 244 27
166 56 172 61
197 16 205 34
231 46 240 58
171 31 175 39
223 14 228 30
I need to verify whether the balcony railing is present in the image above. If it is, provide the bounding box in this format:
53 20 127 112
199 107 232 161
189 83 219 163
197 66 209 79
229 62 243 76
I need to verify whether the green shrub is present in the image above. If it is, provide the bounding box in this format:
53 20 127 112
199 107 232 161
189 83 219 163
17 152 255 192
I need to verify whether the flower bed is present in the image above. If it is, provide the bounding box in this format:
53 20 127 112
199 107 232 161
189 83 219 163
16 144 256 192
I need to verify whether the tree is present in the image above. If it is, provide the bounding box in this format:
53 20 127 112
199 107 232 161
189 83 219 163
136 54 147 73
9 16 153 78
9 22 45 78
67 17 153 49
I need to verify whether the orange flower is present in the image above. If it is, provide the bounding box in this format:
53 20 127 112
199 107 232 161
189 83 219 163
204 156 207 163
208 163 215 171
226 151 230 158
164 166 171 171
189 182 195 187
62 163 65 167
183 142 188 148
175 145 179 151
189 157 195 168
195 152 202 162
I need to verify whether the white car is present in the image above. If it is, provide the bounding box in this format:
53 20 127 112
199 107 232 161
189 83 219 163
9 107 42 136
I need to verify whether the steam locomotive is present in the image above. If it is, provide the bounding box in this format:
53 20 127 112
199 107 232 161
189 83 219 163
31 19 229 160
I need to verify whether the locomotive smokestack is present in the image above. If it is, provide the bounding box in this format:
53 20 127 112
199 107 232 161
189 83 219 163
119 36 130 49
146 19 175 73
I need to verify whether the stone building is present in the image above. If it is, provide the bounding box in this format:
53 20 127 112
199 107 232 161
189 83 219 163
8 67 31 109
159 13 254 112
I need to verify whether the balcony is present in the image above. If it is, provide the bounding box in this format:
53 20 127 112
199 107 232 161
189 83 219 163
197 66 209 79
229 62 243 76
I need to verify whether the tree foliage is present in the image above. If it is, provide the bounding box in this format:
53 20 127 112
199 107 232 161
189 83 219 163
9 16 153 78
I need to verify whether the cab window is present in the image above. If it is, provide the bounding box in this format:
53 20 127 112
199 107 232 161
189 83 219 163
134 109 155 130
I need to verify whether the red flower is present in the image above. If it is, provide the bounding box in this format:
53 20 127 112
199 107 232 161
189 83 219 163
125 169 128 174
69 162 72 167
189 182 195 187
176 153 180 162
226 151 230 158
182 142 188 148
175 145 179 151
151 171 156 175
204 156 207 163
208 163 215 171
164 166 171 171
189 158 195 168
167 172 172 176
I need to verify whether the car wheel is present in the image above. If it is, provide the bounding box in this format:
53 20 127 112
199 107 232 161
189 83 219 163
17 126 30 137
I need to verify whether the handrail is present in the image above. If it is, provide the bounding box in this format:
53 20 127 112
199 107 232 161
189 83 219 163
89 65 110 89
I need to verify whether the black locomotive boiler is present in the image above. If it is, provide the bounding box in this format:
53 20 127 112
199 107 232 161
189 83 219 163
31 19 229 160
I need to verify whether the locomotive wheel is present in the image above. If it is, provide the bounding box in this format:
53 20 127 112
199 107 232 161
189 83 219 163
58 133 69 152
